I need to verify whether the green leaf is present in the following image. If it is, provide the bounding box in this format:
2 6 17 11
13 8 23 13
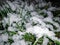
37 36 44 45
8 38 14 44
54 40 60 45
23 33 36 42
8 31 17 36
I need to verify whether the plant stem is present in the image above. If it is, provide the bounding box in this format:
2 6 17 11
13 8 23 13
33 38 39 45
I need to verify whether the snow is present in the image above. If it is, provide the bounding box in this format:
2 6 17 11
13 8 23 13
50 36 60 42
12 23 16 27
7 1 16 11
46 24 54 30
42 37 49 45
11 41 20 45
1 0 60 45
53 22 59 28
12 34 20 42
26 25 55 38
8 26 16 31
25 4 34 11
43 17 53 23
31 11 38 16
39 3 46 7
7 13 21 25
2 17 9 27
11 40 28 45
30 16 46 26
0 36 3 42
1 34 8 41
25 23 32 28
19 40 28 45
48 7 56 11
47 11 53 18
0 42 4 45
22 10 27 16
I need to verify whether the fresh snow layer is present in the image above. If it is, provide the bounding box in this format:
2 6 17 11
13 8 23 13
26 25 55 38
0 0 60 45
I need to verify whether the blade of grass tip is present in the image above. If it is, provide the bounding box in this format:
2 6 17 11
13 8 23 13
15 23 23 32
54 40 60 45
46 36 60 45
6 7 10 12
0 10 4 18
47 35 60 45
4 8 9 13
46 36 55 43
19 8 23 18
4 3 12 13
33 38 39 45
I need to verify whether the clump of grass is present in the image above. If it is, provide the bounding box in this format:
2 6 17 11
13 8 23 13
22 33 36 42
